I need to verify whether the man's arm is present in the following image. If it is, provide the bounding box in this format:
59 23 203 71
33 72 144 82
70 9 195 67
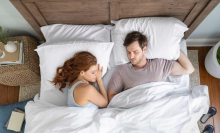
107 67 124 103
108 89 119 102
170 50 195 75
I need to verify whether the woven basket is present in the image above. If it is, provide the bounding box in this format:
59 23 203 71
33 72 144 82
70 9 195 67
0 36 40 86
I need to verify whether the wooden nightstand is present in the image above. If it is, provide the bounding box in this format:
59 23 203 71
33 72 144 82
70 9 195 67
0 36 40 86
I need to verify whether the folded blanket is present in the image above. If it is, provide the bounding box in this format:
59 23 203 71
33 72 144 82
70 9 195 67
24 82 209 133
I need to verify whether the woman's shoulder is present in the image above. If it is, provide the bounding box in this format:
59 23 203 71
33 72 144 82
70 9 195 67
76 83 96 92
73 83 96 100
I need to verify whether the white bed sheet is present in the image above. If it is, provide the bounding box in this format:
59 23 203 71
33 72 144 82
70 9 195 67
39 39 189 106
27 82 209 133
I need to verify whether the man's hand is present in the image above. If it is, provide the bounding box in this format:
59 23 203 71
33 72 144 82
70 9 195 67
170 50 195 75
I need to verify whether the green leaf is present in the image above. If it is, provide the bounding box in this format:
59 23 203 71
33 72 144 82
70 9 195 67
217 46 220 65
0 26 8 45
7 29 9 37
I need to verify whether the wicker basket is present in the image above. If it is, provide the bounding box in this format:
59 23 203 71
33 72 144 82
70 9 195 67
0 36 40 86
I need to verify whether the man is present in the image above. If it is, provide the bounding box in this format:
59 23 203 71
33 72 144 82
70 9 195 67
108 31 194 101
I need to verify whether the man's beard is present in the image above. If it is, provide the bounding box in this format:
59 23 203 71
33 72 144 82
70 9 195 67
130 54 145 65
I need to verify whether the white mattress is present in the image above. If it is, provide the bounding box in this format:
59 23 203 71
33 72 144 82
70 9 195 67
39 39 189 106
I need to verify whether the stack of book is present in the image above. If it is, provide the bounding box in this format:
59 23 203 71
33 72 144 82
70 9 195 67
0 41 24 66
5 108 25 132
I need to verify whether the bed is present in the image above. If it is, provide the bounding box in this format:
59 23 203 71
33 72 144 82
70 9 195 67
26 26 207 132
9 0 217 132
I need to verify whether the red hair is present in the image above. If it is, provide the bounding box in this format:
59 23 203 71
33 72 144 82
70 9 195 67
51 51 97 92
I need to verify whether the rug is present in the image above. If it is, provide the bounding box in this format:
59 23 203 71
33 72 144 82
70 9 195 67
19 50 203 132
188 50 201 88
188 50 204 133
19 82 40 102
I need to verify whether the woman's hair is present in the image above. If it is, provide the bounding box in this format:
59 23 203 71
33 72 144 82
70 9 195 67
51 51 97 92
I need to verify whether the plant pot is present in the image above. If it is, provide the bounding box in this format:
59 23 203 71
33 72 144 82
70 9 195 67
4 41 17 53
205 41 220 79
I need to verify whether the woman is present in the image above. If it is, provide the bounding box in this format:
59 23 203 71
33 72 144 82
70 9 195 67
51 51 108 108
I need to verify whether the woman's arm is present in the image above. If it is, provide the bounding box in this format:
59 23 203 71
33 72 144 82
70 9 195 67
86 85 108 108
86 64 108 107
96 79 108 103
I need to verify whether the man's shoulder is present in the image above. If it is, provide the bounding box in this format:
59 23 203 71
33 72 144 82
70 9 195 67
148 58 164 61
148 58 175 67
148 58 167 63
115 62 130 70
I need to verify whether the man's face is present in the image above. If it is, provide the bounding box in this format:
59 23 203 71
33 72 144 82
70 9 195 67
126 41 146 65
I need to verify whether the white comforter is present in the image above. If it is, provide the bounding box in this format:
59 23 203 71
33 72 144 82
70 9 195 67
25 82 209 133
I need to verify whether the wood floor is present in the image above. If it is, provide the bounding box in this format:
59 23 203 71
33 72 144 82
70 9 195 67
0 84 19 105
0 46 220 132
188 47 220 133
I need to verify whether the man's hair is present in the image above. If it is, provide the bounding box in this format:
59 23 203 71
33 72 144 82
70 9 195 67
123 31 147 50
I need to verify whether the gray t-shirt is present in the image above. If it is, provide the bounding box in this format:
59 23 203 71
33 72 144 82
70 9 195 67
108 58 175 92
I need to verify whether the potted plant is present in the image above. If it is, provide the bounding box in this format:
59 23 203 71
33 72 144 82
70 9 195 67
217 46 220 65
0 26 17 53
205 41 220 79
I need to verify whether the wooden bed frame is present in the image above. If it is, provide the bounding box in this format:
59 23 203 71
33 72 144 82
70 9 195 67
10 0 220 41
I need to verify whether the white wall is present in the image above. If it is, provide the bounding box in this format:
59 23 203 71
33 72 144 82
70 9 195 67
186 3 220 46
0 0 42 41
188 3 220 39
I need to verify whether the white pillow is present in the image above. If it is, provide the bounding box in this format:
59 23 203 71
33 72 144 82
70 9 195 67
35 41 114 91
111 17 188 65
41 24 112 43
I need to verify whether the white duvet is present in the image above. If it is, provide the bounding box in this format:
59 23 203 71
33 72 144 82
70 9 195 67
25 82 209 133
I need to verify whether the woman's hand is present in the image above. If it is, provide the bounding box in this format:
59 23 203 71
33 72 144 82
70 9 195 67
96 64 103 81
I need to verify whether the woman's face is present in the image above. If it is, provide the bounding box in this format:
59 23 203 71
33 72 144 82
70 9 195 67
82 65 98 82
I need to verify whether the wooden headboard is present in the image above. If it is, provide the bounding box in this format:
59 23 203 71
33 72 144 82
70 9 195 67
10 0 220 41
